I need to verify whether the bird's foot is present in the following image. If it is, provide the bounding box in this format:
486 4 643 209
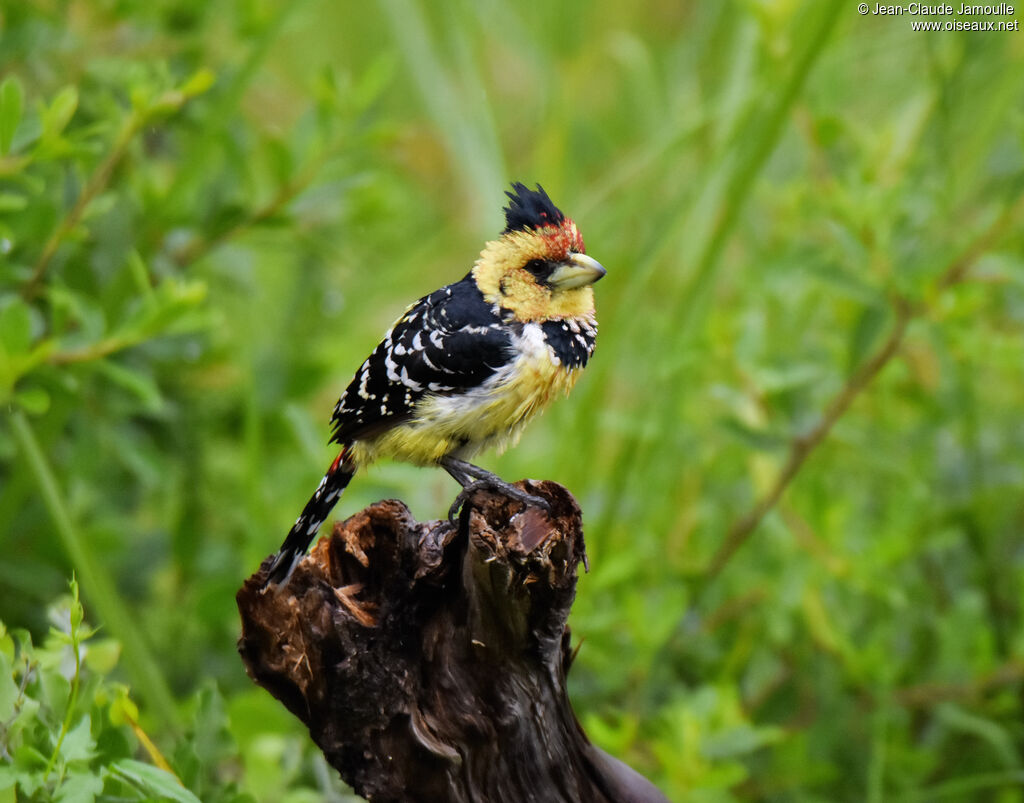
447 478 551 524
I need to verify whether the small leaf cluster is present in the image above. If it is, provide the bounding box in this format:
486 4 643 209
0 579 204 802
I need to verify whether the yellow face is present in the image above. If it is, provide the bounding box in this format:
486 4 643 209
472 221 605 323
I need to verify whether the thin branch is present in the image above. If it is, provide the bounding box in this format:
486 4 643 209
934 195 1024 293
42 608 81 783
123 710 176 775
892 658 1024 709
47 335 137 366
22 110 143 300
703 199 1024 582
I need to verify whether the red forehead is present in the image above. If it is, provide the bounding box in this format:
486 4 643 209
539 219 585 257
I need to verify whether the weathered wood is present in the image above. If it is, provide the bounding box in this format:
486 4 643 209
237 481 668 803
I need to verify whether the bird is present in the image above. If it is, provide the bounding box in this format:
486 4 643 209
265 183 605 586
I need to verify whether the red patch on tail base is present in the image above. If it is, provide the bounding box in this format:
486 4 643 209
329 448 347 474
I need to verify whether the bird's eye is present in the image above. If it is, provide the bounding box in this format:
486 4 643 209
524 259 548 277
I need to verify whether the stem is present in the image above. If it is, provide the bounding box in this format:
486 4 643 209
7 411 181 733
42 622 81 783
893 658 1024 709
934 195 1024 293
48 335 137 366
125 711 176 774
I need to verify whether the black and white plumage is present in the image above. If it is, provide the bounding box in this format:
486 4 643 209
329 278 514 446
266 183 604 586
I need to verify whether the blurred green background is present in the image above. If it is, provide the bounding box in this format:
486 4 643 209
2 1 1024 800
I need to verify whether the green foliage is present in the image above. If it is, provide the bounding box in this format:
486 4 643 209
0 581 348 802
2 0 1023 800
0 579 200 802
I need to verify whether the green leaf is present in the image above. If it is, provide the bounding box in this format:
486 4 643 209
701 723 784 759
351 53 397 113
0 650 19 721
125 250 155 299
122 277 208 338
108 760 202 803
59 715 96 764
265 137 293 186
82 638 121 675
14 386 50 415
0 300 45 396
180 67 216 98
0 774 16 802
68 577 84 632
94 360 164 413
0 193 27 212
0 77 24 154
847 304 888 373
751 363 823 394
0 300 33 355
1 691 39 749
54 770 103 803
0 625 13 660
720 418 788 452
44 86 79 138
107 684 139 726
46 286 107 342
12 743 49 773
81 192 117 222
804 260 886 306
936 703 1021 770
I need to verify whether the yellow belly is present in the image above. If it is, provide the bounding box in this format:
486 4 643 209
346 343 580 467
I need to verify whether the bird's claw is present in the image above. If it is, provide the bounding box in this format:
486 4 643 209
447 480 551 525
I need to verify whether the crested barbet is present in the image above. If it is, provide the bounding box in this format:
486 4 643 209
266 183 605 585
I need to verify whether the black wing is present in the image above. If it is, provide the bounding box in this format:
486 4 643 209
329 275 513 445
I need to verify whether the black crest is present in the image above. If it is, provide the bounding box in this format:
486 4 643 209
503 182 566 233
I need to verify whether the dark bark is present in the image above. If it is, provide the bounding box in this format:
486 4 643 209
237 480 669 803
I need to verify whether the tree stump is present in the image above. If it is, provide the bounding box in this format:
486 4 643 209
236 480 669 803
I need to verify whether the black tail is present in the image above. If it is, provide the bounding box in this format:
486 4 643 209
265 451 355 586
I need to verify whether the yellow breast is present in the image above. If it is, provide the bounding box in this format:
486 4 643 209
347 324 580 467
